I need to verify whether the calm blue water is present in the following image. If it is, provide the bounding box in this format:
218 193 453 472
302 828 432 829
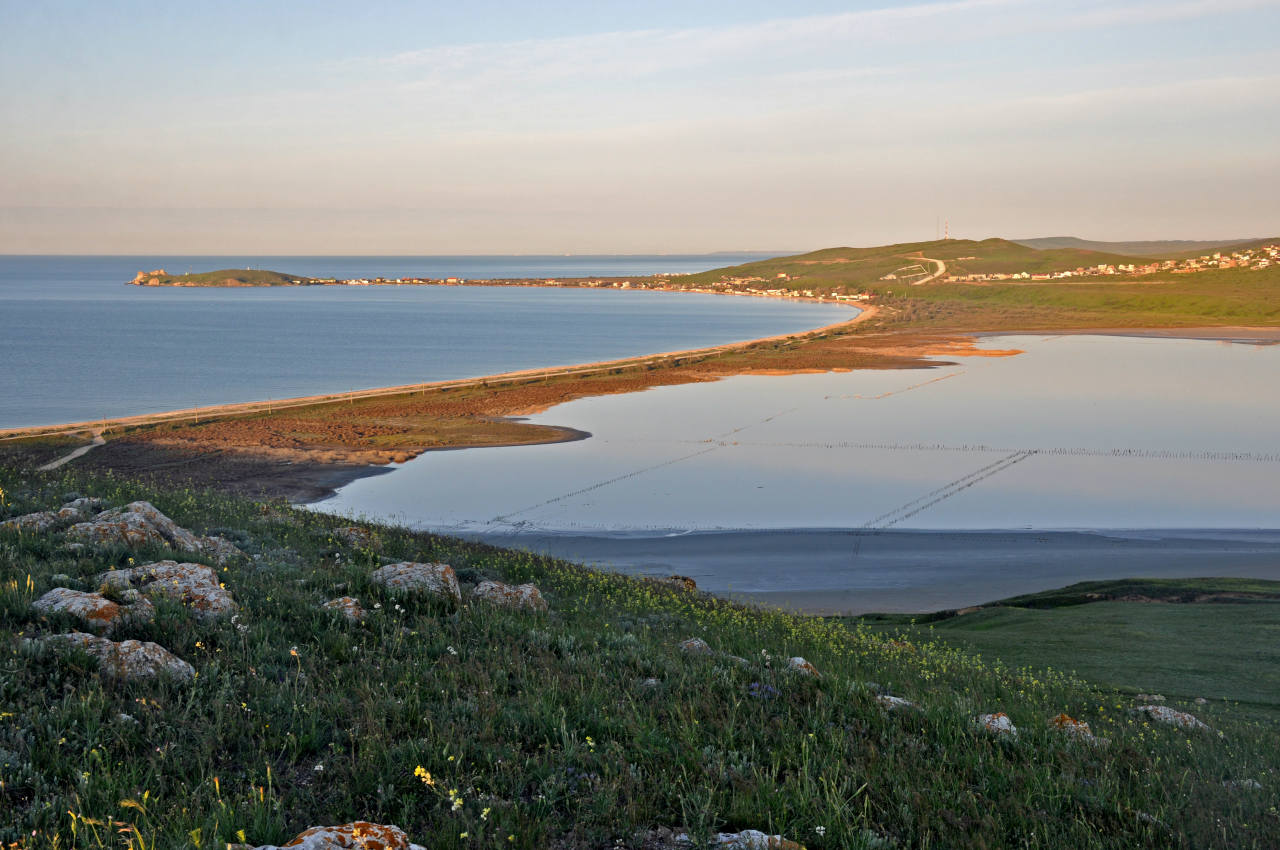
0 254 850 428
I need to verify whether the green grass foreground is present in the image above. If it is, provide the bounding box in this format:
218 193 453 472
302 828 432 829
1 468 1278 849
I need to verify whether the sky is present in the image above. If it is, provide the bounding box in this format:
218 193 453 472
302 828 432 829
1 0 1278 254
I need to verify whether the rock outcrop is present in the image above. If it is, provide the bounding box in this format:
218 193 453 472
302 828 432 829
977 712 1018 738
370 562 461 603
322 596 366 622
32 587 154 633
786 656 819 677
46 632 194 682
471 580 548 611
1049 713 1105 746
250 822 425 850
680 637 714 656
1134 704 1213 732
99 560 236 621
670 829 805 849
67 501 244 564
332 526 380 550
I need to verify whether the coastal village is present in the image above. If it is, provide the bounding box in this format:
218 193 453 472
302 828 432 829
948 242 1279 282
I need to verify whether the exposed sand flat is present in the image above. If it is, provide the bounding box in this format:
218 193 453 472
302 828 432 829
465 528 1280 615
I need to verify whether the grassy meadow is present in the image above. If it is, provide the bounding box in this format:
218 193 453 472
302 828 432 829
855 579 1280 722
1 466 1278 849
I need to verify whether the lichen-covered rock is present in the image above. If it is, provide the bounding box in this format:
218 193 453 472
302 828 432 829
671 829 805 849
370 562 461 602
1 510 63 534
680 637 714 655
32 587 154 633
471 580 548 611
98 560 236 621
322 596 365 622
977 712 1018 738
786 656 819 677
333 526 380 550
68 501 244 564
47 631 194 681
1134 704 1213 732
251 822 426 850
56 498 106 522
1049 713 1106 746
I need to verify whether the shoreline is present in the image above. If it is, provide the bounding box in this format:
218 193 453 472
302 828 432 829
0 304 872 441
462 526 1280 616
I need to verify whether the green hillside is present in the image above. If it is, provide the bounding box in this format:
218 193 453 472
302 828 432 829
3 466 1279 848
1012 237 1270 258
678 239 1151 294
131 269 315 287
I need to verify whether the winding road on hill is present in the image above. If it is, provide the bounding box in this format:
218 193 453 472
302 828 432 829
912 256 947 285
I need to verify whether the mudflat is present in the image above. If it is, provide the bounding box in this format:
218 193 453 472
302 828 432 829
466 528 1280 615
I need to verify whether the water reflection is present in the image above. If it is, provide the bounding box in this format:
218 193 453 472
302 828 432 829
319 334 1280 531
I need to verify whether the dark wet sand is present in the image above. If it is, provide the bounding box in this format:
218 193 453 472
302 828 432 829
464 528 1280 615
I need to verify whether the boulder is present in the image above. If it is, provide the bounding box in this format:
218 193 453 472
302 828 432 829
98 560 236 621
67 501 244 564
250 822 425 850
471 580 548 612
322 596 366 622
332 526 379 550
1 511 63 534
876 694 915 711
47 632 194 682
33 587 154 633
1133 704 1213 732
977 712 1018 738
1135 693 1165 703
680 637 714 656
671 830 805 849
1049 713 1105 746
57 498 106 521
786 657 819 677
370 562 460 603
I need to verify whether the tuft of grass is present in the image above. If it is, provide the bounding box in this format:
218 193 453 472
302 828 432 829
1 465 1278 848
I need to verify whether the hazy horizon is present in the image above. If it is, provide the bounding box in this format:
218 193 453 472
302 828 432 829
3 0 1277 254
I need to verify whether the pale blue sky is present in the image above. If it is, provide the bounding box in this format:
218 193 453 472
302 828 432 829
2 0 1277 253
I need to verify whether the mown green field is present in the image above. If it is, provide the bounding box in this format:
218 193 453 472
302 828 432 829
2 467 1278 849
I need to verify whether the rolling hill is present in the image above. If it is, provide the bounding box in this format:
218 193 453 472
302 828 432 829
679 238 1153 293
1013 236 1275 258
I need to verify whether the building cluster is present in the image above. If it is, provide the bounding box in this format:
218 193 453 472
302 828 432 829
951 244 1278 283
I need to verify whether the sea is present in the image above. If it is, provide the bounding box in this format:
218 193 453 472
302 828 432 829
0 253 849 429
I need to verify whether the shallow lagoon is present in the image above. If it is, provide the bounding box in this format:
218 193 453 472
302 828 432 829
0 254 840 428
318 334 1280 610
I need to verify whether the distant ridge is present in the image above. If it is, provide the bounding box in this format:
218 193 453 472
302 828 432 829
1013 236 1275 258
